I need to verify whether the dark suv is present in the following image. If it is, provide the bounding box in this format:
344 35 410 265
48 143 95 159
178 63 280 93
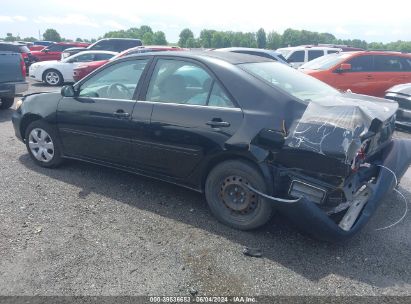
61 38 143 59
0 42 35 70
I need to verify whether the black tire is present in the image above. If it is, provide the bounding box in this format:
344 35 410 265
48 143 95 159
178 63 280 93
24 120 63 168
205 160 273 230
43 69 63 86
0 97 14 110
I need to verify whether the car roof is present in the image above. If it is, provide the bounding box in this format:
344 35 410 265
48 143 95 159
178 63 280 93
215 47 280 53
339 50 411 57
71 50 118 55
277 46 341 51
125 50 273 65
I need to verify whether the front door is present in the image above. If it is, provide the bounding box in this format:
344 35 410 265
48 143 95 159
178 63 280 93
332 54 375 95
140 58 243 178
57 58 151 167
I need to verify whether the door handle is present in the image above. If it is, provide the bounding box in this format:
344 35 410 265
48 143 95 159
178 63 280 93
113 110 130 118
206 120 230 128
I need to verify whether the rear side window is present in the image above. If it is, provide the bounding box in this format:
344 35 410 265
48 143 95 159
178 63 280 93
403 58 411 71
95 53 115 60
308 50 324 61
235 50 274 60
287 51 305 63
374 55 407 71
146 59 235 108
346 55 373 72
0 44 18 52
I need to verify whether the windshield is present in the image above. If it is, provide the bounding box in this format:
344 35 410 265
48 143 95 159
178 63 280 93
299 53 352 70
240 62 340 101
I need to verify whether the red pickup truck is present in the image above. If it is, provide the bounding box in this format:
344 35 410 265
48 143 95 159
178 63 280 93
31 42 90 62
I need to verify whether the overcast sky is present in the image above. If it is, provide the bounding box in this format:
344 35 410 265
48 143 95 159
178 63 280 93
1 0 409 43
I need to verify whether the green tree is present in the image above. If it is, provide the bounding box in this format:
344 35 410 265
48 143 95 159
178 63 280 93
185 37 200 48
4 33 20 42
211 32 224 48
23 37 37 42
43 28 61 42
178 28 194 47
152 31 167 45
256 28 267 48
267 31 282 49
75 37 83 42
199 29 215 48
282 28 301 46
142 32 153 45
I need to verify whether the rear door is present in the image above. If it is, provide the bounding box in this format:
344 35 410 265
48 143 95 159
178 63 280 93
139 57 243 178
372 55 411 97
57 57 152 166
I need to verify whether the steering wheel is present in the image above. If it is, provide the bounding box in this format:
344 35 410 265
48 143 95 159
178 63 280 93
107 83 131 99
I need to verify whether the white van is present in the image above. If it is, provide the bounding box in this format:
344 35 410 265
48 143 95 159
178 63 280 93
276 46 341 68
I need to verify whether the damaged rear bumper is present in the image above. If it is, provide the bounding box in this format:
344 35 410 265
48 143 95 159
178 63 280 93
269 139 411 242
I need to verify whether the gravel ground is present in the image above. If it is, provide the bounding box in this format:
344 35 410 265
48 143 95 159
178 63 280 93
0 79 410 296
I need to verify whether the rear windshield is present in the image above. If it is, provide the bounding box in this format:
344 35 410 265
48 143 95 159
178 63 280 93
240 61 339 101
299 53 352 70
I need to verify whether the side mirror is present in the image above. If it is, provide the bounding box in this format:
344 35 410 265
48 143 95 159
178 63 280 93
61 85 76 97
337 63 351 73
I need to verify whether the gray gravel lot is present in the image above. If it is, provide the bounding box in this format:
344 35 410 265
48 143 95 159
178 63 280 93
0 79 410 296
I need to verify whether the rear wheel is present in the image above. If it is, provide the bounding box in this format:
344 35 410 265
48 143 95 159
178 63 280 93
24 120 63 168
0 98 14 110
43 69 63 86
205 160 273 230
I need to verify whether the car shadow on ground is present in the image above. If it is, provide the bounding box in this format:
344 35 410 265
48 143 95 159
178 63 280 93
0 108 14 123
18 153 411 289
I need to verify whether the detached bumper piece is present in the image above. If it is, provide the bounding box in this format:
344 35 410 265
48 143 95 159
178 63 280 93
273 139 411 242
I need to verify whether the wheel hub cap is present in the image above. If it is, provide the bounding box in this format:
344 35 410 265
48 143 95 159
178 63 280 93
28 128 54 163
46 72 59 85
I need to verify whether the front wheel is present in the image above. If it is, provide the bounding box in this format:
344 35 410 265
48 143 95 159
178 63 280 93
43 69 63 86
205 160 273 230
0 98 14 110
24 120 63 168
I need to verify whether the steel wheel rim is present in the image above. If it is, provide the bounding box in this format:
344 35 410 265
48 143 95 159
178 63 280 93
45 72 59 85
28 128 54 163
219 175 258 215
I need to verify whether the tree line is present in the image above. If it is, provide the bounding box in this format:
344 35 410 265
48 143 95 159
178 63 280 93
2 26 411 52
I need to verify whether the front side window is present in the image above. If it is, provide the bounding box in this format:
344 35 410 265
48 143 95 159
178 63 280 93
145 59 235 107
308 50 324 61
79 59 149 100
346 55 373 72
287 51 305 63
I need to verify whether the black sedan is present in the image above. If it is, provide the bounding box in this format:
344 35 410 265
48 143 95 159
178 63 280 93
385 83 411 130
12 51 411 241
